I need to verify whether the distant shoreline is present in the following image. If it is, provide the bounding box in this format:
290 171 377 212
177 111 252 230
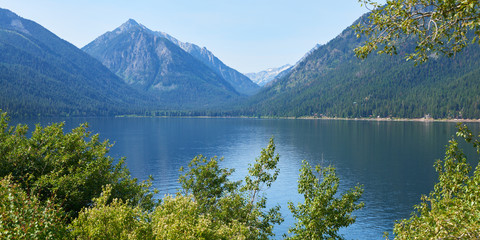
296 116 480 122
116 115 480 123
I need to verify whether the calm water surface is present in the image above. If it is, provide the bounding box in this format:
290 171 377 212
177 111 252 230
19 117 480 239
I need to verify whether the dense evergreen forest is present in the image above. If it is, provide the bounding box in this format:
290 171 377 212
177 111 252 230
238 26 480 119
0 43 153 117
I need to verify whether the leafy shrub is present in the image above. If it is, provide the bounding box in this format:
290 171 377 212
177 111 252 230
178 138 284 239
152 194 250 240
0 176 68 239
287 161 364 239
392 124 480 239
70 185 153 240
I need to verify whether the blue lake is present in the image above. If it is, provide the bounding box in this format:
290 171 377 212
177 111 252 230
19 117 480 239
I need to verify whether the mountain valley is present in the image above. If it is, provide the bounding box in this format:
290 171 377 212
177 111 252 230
1 8 479 119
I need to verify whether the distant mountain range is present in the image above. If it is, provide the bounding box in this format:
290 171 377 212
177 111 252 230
0 8 155 117
1 8 479 119
245 64 292 87
245 44 322 87
242 15 480 119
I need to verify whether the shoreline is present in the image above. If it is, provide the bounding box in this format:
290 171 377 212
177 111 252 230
296 116 480 122
116 115 480 123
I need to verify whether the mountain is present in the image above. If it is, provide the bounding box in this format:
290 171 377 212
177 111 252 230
155 31 259 95
245 45 321 88
0 8 155 117
245 64 292 87
243 15 480 119
295 44 321 66
82 20 243 109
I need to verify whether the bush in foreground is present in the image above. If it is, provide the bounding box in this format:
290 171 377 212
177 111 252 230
0 176 68 239
0 111 365 239
392 124 480 239
71 185 153 240
287 161 364 239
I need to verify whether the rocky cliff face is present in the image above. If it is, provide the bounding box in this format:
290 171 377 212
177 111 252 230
155 31 259 95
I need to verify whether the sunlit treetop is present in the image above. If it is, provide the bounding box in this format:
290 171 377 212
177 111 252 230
354 0 480 63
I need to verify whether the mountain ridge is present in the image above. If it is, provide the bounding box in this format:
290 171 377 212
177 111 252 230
151 25 259 95
83 19 241 109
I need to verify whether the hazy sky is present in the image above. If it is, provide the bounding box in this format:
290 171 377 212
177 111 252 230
1 0 375 73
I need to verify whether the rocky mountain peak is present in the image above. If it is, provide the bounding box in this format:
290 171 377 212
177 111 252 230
148 26 259 95
117 19 146 33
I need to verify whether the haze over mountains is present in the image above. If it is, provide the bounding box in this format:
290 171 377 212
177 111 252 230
1 8 479 119
0 8 155 117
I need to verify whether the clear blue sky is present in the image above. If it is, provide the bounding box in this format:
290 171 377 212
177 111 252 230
1 0 375 73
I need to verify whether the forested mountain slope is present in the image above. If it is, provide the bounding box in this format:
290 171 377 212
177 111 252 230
0 8 156 117
243 17 480 119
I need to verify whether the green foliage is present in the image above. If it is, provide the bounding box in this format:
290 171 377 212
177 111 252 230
286 161 364 240
179 138 284 239
0 176 68 239
0 111 154 219
70 185 153 240
179 155 241 213
241 138 283 236
392 124 480 239
355 0 480 63
352 4 480 236
152 194 250 240
1 111 366 239
177 138 363 239
243 137 280 196
70 138 285 240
